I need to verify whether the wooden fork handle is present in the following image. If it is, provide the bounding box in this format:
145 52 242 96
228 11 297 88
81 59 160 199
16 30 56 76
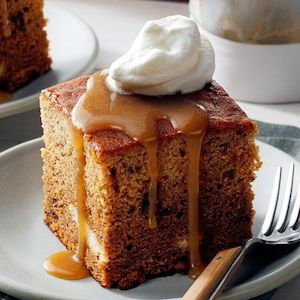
182 246 243 300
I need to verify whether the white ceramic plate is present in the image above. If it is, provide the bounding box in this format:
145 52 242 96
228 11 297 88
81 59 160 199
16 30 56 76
0 3 98 119
0 139 299 300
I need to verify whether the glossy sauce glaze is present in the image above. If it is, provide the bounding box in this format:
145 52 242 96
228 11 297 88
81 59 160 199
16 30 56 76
45 70 208 279
0 91 11 102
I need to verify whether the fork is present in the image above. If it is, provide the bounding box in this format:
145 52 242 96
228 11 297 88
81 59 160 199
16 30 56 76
183 163 300 300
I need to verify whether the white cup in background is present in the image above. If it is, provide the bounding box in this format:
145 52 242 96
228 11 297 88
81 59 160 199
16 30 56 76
190 0 300 103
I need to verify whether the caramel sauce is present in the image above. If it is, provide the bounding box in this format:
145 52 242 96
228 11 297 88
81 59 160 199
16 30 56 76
0 91 11 102
45 70 208 280
0 0 11 38
44 128 90 280
186 135 206 278
72 127 88 262
44 250 89 280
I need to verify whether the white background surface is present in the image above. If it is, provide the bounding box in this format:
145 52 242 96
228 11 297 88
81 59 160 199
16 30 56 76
47 0 300 298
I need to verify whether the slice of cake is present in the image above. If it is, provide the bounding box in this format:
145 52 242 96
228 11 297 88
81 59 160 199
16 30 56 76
40 76 260 288
0 0 51 93
40 15 261 289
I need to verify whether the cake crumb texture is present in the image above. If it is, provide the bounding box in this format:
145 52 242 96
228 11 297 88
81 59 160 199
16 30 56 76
0 0 51 93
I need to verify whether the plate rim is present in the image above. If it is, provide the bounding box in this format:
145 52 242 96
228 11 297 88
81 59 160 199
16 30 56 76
0 3 99 119
0 138 299 300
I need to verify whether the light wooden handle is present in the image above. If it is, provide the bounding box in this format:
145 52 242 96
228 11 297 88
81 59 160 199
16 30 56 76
182 246 243 300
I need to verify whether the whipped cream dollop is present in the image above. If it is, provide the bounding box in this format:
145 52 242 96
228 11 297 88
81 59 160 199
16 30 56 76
106 15 215 96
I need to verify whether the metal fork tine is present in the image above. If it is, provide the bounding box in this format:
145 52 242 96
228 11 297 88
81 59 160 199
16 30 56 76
288 181 300 228
275 163 295 232
260 166 282 236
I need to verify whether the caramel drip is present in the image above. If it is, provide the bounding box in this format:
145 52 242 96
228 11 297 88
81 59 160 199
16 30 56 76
0 91 11 102
74 71 208 276
74 71 208 231
44 128 89 280
43 250 89 280
73 127 88 261
186 134 206 278
0 0 11 38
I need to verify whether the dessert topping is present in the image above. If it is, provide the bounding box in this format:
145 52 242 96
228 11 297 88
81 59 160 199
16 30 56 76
106 15 215 96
